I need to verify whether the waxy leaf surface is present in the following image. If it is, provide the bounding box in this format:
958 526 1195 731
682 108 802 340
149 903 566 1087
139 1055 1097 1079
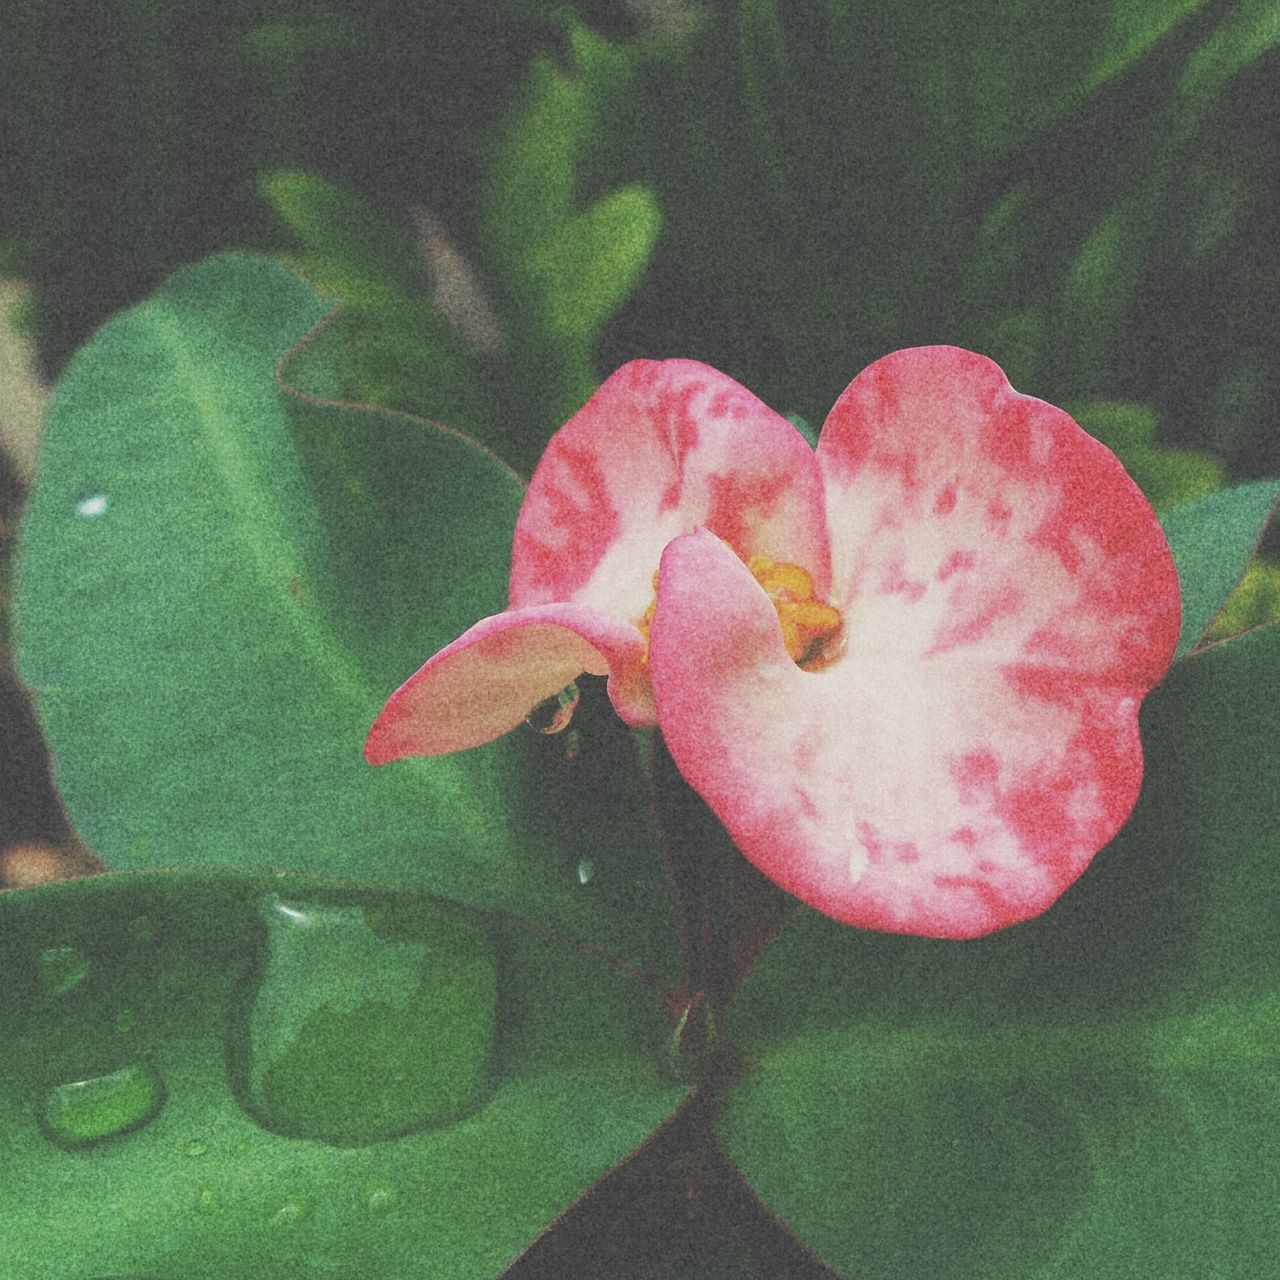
0 869 686 1279
15 253 677 979
1157 479 1279 656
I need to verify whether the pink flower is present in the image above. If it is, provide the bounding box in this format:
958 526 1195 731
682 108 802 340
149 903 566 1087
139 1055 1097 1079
366 348 1181 939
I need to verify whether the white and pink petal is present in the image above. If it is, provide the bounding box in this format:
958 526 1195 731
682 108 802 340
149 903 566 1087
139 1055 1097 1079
364 603 652 763
649 528 1164 940
510 359 831 627
816 346 1180 689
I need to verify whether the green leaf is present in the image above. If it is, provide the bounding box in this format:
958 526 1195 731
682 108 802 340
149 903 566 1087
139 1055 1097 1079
259 170 490 435
1056 200 1151 391
523 184 661 348
1205 355 1269 465
1008 0 1280 395
1175 0 1280 119
784 413 818 448
482 23 636 266
15 254 678 980
1070 401 1161 452
0 868 686 1278
717 620 1280 1279
1158 479 1279 658
899 0 1207 159
260 168 429 310
654 0 1250 416
480 22 662 455
1204 557 1280 643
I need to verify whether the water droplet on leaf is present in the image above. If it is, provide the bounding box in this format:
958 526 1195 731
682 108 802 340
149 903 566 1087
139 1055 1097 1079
74 493 109 518
184 1138 208 1157
273 1201 307 1225
39 1061 165 1148
228 893 497 1145
524 682 580 734
576 859 596 886
195 1186 218 1214
38 945 89 995
366 1185 396 1215
661 994 718 1087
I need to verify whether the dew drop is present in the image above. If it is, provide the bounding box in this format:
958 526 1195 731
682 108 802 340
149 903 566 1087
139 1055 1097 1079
195 1186 219 1214
524 681 580 734
576 858 596 886
228 893 498 1145
74 493 110 518
38 945 89 996
273 1201 308 1226
184 1138 208 1157
366 1185 396 1215
39 1061 165 1148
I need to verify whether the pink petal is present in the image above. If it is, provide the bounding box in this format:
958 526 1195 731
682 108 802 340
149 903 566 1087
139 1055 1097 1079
365 604 651 764
509 360 830 630
816 346 1181 688
650 517 1171 939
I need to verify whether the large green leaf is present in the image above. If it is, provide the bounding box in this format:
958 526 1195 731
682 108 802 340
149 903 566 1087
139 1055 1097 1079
716 620 1280 1278
14 254 677 979
1158 479 1279 658
0 868 686 1278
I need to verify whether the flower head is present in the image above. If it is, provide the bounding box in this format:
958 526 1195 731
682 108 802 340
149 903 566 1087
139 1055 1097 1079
366 348 1180 939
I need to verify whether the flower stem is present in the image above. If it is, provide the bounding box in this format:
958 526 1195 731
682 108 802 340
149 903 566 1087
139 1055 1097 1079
650 731 739 1079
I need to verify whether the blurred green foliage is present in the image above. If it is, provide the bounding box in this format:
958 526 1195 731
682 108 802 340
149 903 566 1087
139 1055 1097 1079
258 21 663 475
5 0 1280 481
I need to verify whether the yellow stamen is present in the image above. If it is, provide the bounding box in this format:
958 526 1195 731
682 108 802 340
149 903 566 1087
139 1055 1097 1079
638 545 843 671
788 601 843 630
750 556 814 600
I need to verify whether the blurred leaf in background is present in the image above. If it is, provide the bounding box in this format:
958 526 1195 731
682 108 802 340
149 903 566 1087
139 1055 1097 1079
617 0 1280 475
0 1 536 378
260 16 666 476
7 0 1279 475
480 19 662 461
258 169 493 438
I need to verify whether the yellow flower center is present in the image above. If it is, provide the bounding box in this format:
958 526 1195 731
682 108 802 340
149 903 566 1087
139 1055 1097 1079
639 547 843 670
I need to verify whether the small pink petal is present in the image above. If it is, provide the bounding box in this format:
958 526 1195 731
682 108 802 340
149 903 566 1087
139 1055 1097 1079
510 359 830 628
649 527 1169 939
365 604 651 764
